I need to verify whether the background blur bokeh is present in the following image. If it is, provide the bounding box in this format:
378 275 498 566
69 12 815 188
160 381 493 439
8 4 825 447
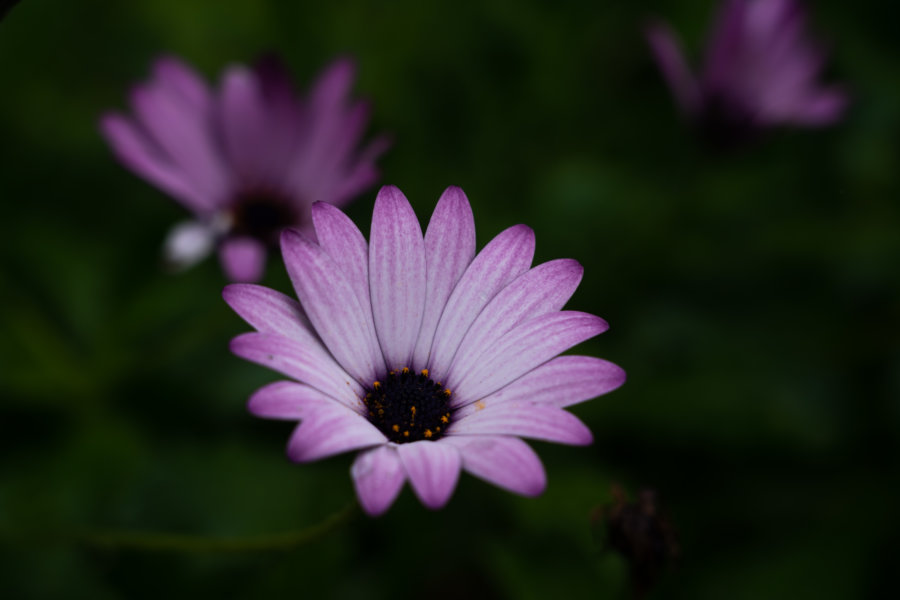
1 1 898 598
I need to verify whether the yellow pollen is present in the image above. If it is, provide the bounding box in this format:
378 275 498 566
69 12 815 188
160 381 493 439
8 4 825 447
392 424 400 432
424 429 433 438
402 367 409 374
378 409 384 415
390 370 396 375
444 389 452 396
410 406 416 414
421 369 429 377
435 426 441 432
475 400 486 411
403 431 409 437
440 415 449 424
373 381 381 389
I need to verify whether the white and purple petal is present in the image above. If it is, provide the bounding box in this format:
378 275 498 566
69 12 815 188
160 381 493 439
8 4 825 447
223 283 314 340
428 224 535 377
449 311 609 403
229 332 363 408
246 383 387 462
412 186 477 368
281 229 384 383
448 258 583 379
449 403 593 446
351 446 406 516
442 435 546 497
455 355 626 419
397 440 462 510
368 186 427 369
311 201 380 349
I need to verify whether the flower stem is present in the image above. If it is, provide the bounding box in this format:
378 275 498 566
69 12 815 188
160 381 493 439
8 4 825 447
76 501 359 553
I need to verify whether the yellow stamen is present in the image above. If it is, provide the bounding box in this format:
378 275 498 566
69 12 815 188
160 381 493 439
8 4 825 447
421 369 429 377
424 429 433 438
392 424 400 432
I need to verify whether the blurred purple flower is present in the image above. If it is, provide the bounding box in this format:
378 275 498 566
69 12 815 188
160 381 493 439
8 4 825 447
224 185 626 515
646 0 848 145
101 56 389 282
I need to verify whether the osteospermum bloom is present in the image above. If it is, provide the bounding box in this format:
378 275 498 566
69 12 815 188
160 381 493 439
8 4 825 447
101 55 388 282
224 185 625 515
645 0 848 145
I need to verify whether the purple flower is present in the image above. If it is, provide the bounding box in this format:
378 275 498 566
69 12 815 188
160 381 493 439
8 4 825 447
101 56 389 282
646 0 848 145
224 186 625 515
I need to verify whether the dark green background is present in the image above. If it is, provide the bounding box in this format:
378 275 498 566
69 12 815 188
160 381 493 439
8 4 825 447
1 1 897 598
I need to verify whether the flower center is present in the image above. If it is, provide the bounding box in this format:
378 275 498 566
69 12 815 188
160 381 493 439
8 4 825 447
363 368 452 443
231 191 298 244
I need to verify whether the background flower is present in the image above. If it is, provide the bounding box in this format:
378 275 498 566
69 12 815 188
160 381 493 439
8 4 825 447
646 0 848 146
226 186 625 515
101 55 389 281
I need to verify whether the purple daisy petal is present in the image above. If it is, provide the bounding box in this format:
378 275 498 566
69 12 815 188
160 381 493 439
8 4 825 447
310 202 383 364
449 311 609 403
260 385 386 462
247 380 333 420
397 441 462 510
442 435 546 497
369 186 427 369
311 202 372 311
288 58 357 189
455 355 626 419
219 236 267 283
645 20 701 115
351 445 406 516
412 186 477 368
248 382 385 462
787 87 848 125
703 0 749 90
223 283 314 340
326 135 392 207
229 332 363 408
281 229 385 383
322 100 374 170
151 56 212 114
99 114 208 211
129 83 229 206
449 403 593 446
252 58 304 184
219 65 271 184
448 258 584 379
428 224 535 377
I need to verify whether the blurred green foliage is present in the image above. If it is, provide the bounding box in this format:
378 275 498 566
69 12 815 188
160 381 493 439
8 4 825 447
1 0 898 598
